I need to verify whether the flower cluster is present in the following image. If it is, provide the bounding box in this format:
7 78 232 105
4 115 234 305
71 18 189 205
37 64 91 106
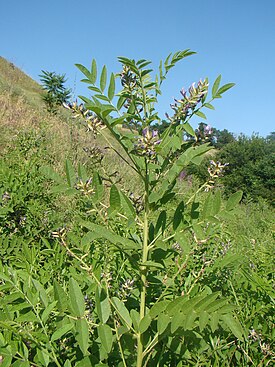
120 65 137 89
169 79 209 122
205 160 229 191
63 101 104 135
75 177 95 196
208 160 229 178
134 128 161 158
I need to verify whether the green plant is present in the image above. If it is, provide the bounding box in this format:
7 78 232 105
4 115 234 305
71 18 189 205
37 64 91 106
3 51 270 367
39 70 71 113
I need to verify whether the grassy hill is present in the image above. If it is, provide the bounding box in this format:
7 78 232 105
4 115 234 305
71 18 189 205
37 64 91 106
0 56 43 107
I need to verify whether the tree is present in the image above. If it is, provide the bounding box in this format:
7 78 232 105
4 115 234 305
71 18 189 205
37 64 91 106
39 70 71 113
217 134 275 204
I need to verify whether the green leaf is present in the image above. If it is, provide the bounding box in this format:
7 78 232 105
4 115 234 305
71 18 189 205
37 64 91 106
194 110 207 119
41 301 57 323
183 122 195 136
91 59 97 84
51 323 74 342
79 221 138 250
120 191 136 219
139 314 151 334
75 64 92 80
212 190 222 215
201 192 212 220
95 286 111 324
171 312 185 333
199 311 209 331
35 349 50 367
108 73 115 100
212 75 221 98
195 293 220 312
204 103 215 110
184 310 197 330
155 210 167 235
13 361 30 367
216 83 235 96
173 201 184 230
65 160 75 188
111 297 132 328
210 311 219 332
117 96 126 110
109 185 121 212
17 311 38 322
149 301 170 319
75 318 90 355
141 261 164 269
40 166 64 184
157 313 170 335
226 190 243 211
221 314 244 341
100 65 107 92
32 279 48 308
97 324 113 354
53 280 68 312
130 309 140 331
69 278 85 317
92 172 103 203
78 163 88 182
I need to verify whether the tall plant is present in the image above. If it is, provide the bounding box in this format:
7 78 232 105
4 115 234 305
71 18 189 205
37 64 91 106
65 51 242 366
1 51 249 367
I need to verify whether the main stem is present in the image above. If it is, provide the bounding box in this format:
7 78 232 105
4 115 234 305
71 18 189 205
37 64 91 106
137 164 149 367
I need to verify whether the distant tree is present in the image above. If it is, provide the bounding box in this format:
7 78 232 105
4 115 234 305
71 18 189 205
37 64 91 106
217 134 275 204
212 128 235 148
39 70 71 113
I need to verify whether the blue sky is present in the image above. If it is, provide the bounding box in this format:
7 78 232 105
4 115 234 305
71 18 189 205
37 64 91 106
1 0 274 137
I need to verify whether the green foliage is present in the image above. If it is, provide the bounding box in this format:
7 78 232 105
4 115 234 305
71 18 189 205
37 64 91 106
0 51 274 367
39 70 71 113
218 134 275 204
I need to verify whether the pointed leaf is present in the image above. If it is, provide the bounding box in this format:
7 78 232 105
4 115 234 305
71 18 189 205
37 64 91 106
157 313 170 335
217 83 235 96
212 75 221 98
91 59 97 84
221 314 244 341
75 64 92 80
100 65 107 92
69 278 85 317
75 318 90 355
79 221 138 250
95 286 111 324
109 184 121 212
65 160 75 188
204 103 215 110
139 314 151 334
108 73 115 100
53 280 68 312
41 301 57 323
183 122 195 136
226 190 243 211
97 324 113 353
195 110 207 119
111 297 132 328
51 323 74 342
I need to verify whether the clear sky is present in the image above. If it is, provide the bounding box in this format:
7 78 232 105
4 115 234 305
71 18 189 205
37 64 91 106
1 0 274 137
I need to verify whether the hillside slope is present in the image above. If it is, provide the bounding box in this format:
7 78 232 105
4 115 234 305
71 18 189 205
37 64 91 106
0 56 43 107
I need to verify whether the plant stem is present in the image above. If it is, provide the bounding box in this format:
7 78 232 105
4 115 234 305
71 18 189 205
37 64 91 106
137 162 149 367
